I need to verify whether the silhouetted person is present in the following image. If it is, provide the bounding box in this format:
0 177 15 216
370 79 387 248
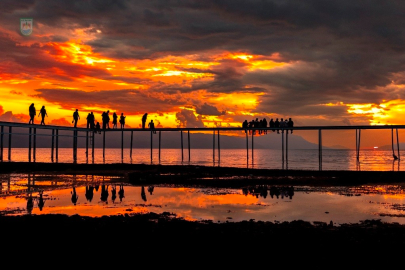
89 112 95 129
71 186 78 205
118 184 125 202
29 103 36 124
147 185 154 195
86 112 95 129
73 109 80 127
119 113 126 129
112 112 118 129
102 110 110 129
111 185 117 203
274 118 280 134
142 113 148 129
95 121 101 134
269 118 275 132
242 120 248 133
287 118 294 134
141 186 147 202
148 119 156 134
38 105 48 125
37 190 45 211
262 118 268 134
85 185 94 202
100 184 109 203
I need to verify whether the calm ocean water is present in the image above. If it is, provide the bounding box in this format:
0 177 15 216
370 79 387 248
1 148 405 225
3 147 403 171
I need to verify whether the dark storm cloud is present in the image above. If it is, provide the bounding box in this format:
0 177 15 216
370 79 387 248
176 109 205 128
195 103 225 116
3 0 405 121
0 33 112 81
34 88 187 114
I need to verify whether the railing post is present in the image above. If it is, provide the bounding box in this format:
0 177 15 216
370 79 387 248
397 128 400 160
85 130 89 159
8 126 11 161
217 130 220 163
51 129 54 161
121 130 124 160
150 130 153 162
28 127 31 162
91 131 95 162
0 125 3 162
188 130 190 162
286 129 288 166
246 129 248 165
159 130 161 162
103 129 106 161
213 130 215 163
181 130 184 162
251 129 254 164
281 129 284 165
130 130 133 159
33 128 36 162
56 129 59 162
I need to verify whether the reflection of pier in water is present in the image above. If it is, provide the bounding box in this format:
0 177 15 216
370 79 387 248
0 121 403 170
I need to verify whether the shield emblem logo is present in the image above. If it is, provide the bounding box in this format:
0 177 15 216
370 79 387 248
20 18 33 36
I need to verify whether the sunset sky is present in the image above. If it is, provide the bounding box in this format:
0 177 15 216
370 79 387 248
1 0 405 148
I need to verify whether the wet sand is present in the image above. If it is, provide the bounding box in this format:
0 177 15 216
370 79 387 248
2 161 405 246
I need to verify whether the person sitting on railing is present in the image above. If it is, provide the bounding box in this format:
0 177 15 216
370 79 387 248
94 121 101 134
242 119 248 133
288 118 294 134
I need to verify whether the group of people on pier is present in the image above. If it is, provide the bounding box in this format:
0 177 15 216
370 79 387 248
242 117 294 135
27 103 160 133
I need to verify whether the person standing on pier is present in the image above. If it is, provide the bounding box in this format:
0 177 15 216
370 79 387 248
101 110 111 129
142 113 148 129
38 105 48 125
28 103 36 124
112 112 118 129
105 110 111 129
119 113 126 129
148 119 156 134
73 109 80 127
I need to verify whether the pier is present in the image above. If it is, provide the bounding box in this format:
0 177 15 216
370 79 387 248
0 121 403 170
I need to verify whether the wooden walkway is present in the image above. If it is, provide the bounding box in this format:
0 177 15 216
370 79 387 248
0 121 403 170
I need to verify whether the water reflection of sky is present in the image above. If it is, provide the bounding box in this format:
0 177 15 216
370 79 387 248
1 173 405 226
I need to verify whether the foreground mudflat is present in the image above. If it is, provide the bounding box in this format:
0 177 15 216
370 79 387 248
2 162 405 246
2 213 405 246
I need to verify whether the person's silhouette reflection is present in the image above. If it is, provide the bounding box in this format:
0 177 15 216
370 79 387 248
71 187 79 205
141 186 147 202
111 185 117 203
100 184 109 203
27 193 34 214
85 185 94 202
37 190 45 211
118 184 125 202
147 185 154 195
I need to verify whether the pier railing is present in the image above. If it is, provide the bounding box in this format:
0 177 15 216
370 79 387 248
0 121 403 170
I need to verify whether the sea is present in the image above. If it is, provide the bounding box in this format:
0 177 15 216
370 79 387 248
1 148 405 225
1 147 403 171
